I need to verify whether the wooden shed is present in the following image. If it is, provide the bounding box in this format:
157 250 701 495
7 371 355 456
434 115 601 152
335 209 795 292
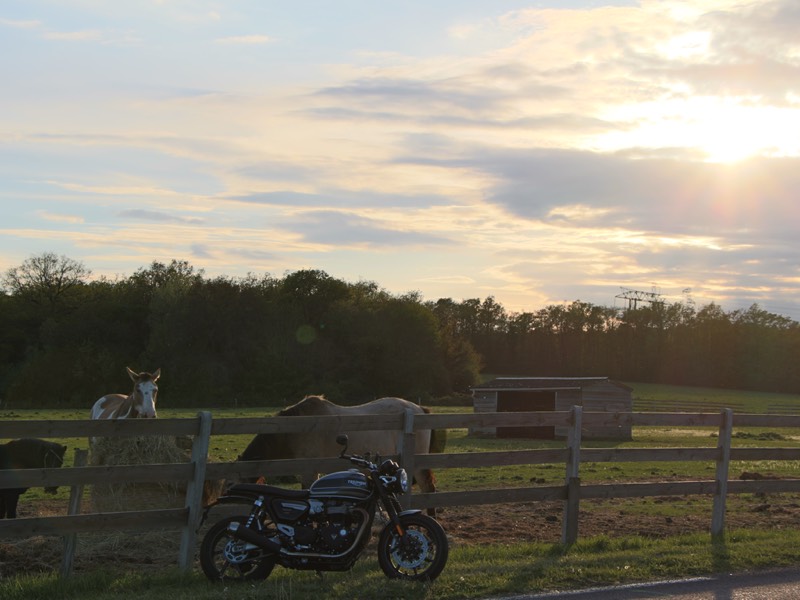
471 377 632 440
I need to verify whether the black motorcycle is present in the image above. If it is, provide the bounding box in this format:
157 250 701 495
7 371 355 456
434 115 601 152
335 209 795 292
199 434 449 582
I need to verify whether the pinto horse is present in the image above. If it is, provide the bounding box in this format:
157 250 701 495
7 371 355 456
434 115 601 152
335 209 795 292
91 367 161 420
0 438 67 518
237 396 446 513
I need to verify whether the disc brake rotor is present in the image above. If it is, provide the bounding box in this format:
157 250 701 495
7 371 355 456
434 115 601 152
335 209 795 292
391 529 430 569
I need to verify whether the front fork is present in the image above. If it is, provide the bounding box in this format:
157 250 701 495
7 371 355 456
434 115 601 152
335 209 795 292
380 493 422 537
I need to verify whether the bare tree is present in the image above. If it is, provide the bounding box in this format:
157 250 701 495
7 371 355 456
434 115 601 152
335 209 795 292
2 252 91 309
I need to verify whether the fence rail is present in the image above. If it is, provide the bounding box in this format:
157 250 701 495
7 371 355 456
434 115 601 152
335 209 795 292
2 409 800 577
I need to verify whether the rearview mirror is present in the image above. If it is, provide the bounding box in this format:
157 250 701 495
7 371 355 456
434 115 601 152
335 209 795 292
336 434 349 457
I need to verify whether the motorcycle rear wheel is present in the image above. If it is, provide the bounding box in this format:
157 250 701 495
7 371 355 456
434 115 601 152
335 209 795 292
200 515 277 582
377 513 449 581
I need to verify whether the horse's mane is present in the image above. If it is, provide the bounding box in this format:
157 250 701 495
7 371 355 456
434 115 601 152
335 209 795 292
279 394 330 416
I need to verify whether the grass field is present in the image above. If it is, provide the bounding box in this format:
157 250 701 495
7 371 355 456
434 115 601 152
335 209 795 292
631 381 800 412
2 382 800 598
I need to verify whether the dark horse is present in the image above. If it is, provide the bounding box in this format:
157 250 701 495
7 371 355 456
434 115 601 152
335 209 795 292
237 396 446 514
0 438 67 518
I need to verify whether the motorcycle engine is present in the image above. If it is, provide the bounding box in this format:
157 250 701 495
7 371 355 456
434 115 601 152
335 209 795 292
318 520 356 553
279 500 365 554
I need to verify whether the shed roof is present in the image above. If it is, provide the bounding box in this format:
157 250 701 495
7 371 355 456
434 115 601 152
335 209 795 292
472 377 632 392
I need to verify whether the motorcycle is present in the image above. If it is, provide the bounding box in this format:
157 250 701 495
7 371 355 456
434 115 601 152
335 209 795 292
199 434 449 582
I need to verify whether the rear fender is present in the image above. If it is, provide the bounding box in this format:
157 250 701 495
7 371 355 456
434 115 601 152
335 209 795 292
200 494 261 528
211 493 262 506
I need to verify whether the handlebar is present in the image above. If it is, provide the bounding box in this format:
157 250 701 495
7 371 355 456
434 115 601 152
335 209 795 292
351 456 372 468
340 451 378 471
337 435 380 470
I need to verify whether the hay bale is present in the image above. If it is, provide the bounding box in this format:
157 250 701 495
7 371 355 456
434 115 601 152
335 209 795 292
89 436 190 512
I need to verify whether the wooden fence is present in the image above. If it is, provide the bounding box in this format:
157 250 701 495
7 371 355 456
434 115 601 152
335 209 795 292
2 409 800 577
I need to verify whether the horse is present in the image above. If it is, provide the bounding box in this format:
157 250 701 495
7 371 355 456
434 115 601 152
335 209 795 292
237 395 446 514
91 367 161 419
0 438 67 518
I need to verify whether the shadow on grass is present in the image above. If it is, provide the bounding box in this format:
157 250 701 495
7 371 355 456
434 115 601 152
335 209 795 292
712 533 731 573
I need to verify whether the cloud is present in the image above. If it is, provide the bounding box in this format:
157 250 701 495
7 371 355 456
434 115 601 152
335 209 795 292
228 189 452 210
191 244 214 259
281 210 453 248
417 275 476 285
36 211 84 224
307 104 618 134
118 209 205 224
43 30 104 42
0 18 42 29
313 75 568 124
214 35 271 45
402 146 800 237
190 243 281 265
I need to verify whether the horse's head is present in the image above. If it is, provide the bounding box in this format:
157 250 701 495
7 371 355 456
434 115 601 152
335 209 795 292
43 442 67 494
236 429 295 484
127 367 160 418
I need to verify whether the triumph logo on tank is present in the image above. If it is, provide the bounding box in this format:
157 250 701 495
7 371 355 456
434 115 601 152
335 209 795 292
347 479 367 487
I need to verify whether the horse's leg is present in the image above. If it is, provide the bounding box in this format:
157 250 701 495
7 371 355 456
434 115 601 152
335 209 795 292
5 490 21 519
415 468 438 517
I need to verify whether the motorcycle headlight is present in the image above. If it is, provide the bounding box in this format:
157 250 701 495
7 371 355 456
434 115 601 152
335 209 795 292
396 468 409 493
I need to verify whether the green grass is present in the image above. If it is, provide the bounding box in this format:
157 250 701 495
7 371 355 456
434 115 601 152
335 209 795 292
631 381 800 413
3 528 800 600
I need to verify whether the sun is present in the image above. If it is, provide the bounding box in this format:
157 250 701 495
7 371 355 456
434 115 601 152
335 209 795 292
689 100 796 163
591 96 800 163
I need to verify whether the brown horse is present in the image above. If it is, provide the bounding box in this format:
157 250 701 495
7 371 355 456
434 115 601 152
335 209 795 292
0 438 67 518
237 396 446 509
91 367 160 419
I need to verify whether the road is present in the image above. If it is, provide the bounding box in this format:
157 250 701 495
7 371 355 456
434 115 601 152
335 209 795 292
490 568 800 599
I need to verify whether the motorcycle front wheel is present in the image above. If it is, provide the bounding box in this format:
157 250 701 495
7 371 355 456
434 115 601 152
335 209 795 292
199 515 277 582
377 513 449 581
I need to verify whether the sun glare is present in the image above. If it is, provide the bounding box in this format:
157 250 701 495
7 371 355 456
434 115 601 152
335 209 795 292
592 97 800 163
692 101 798 163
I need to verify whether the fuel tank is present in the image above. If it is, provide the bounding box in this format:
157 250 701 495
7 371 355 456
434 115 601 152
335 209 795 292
309 469 371 500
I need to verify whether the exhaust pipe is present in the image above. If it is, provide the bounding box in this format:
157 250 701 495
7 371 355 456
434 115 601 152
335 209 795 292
228 521 283 554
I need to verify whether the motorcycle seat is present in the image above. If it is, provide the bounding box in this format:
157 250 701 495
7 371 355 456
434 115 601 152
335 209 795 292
228 483 310 499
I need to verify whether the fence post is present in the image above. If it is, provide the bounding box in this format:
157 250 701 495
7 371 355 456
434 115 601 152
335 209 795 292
711 408 733 538
178 410 212 570
561 405 582 545
61 448 88 578
399 409 416 508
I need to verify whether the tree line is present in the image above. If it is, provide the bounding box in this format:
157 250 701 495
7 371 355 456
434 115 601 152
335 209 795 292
1 253 798 409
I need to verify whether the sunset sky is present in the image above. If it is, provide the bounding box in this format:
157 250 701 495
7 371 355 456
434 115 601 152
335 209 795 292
2 1 799 319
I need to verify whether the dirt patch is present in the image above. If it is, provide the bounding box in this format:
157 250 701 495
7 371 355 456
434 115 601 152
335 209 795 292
3 490 800 579
437 493 800 546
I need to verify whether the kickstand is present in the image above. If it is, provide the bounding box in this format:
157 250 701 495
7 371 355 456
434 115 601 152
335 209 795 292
315 570 324 580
